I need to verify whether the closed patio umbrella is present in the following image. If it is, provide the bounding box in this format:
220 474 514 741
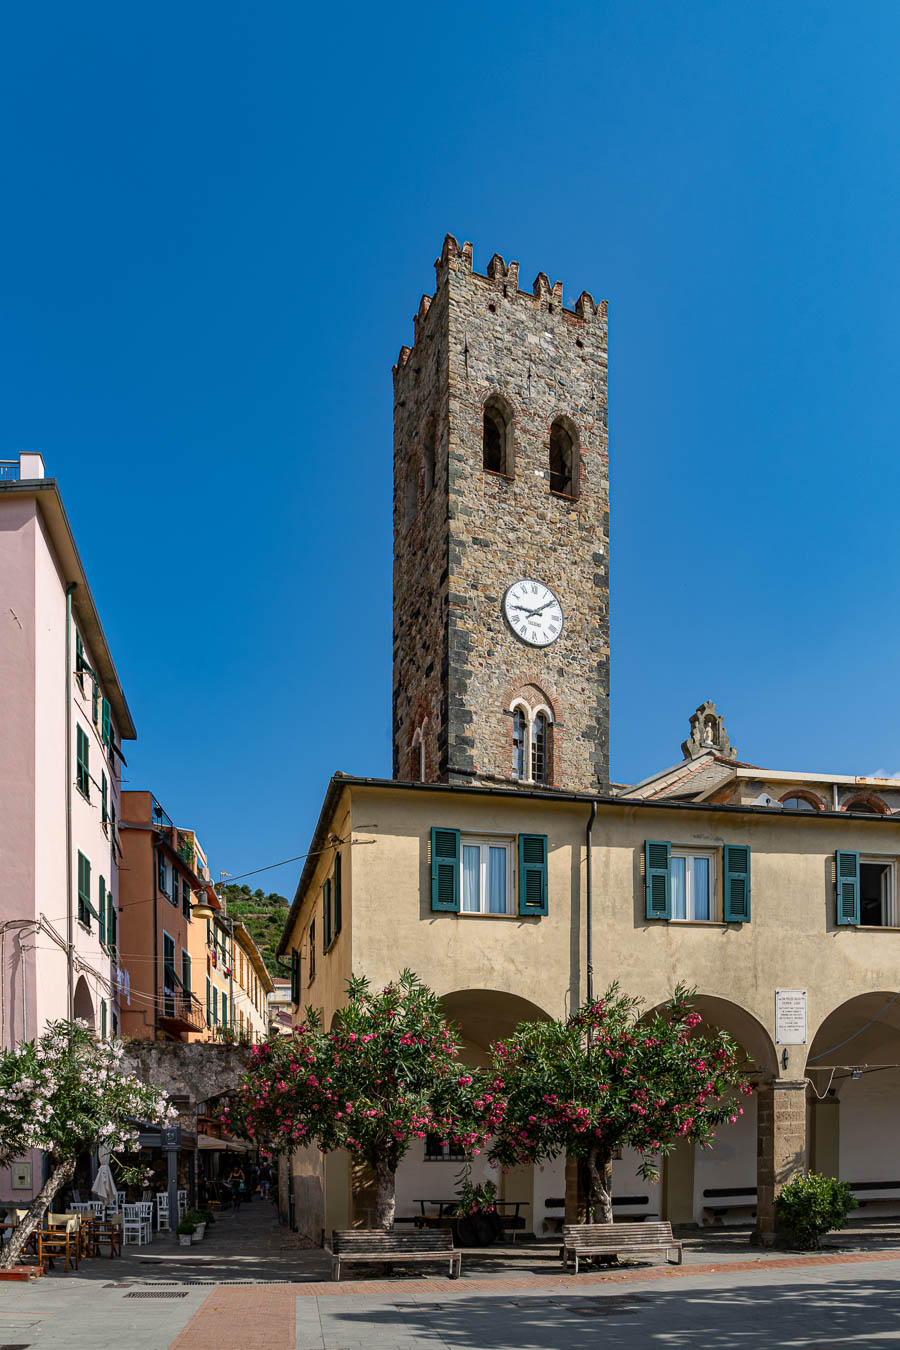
91 1148 118 1205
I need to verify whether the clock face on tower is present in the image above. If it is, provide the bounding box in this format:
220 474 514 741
502 579 565 647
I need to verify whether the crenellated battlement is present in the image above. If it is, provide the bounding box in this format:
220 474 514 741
394 234 606 374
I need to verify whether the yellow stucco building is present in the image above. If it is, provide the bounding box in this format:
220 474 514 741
277 239 900 1244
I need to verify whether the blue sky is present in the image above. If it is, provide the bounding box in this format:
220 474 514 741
4 2 900 899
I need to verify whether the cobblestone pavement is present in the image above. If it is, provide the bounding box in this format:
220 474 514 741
3 1202 900 1348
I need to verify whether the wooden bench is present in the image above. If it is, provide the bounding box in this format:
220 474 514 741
701 1186 757 1224
848 1180 900 1208
561 1222 682 1272
329 1228 461 1281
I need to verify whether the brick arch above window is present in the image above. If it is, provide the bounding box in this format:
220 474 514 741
778 789 825 811
842 793 891 815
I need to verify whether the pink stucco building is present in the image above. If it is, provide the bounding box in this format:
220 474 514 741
0 452 135 1201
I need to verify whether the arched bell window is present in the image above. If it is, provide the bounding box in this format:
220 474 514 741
531 712 549 784
510 699 553 785
512 708 527 780
483 396 513 476
549 418 578 498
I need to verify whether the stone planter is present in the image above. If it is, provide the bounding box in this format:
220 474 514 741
191 1225 205 1243
178 1233 192 1247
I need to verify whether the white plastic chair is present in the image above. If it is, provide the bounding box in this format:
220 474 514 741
123 1203 153 1246
177 1190 187 1219
116 1191 126 1211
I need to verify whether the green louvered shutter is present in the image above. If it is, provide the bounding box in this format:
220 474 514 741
290 949 300 1004
107 888 116 949
99 876 107 944
333 853 342 935
323 878 332 951
723 846 751 923
431 827 460 912
78 852 91 926
100 1001 107 1040
101 698 111 749
644 841 671 920
518 834 549 916
836 851 860 925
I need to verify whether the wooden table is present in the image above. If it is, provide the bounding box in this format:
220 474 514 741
412 1199 530 1246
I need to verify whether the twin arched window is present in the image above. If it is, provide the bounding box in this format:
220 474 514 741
511 700 552 785
482 400 579 499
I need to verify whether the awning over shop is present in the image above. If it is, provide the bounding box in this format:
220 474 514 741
198 1134 253 1153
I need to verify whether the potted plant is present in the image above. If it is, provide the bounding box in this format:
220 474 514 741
186 1211 206 1241
176 1217 196 1247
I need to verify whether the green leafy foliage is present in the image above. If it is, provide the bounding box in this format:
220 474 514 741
454 1178 497 1216
0 1019 173 1166
775 1171 857 1248
216 884 289 977
229 971 502 1167
490 984 753 1218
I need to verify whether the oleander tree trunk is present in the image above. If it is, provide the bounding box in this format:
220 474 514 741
0 1156 75 1269
373 1154 396 1231
584 1144 613 1225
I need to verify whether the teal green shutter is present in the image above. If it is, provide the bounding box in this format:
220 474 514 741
101 772 108 824
644 841 671 919
99 876 107 944
206 976 212 1026
518 834 549 915
107 888 116 948
100 1001 107 1039
723 846 751 922
222 991 228 1027
333 853 342 935
77 852 91 926
76 725 90 796
92 682 99 725
75 630 85 685
323 878 332 951
836 851 860 925
101 698 111 748
212 985 218 1024
431 828 460 912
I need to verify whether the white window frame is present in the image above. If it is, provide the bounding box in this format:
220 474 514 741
510 699 553 786
460 834 516 916
859 855 899 928
670 848 718 922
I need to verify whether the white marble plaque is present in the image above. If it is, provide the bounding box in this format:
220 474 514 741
775 989 807 1045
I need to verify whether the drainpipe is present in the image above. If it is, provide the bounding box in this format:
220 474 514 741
65 583 77 1022
152 844 159 1037
586 801 597 1007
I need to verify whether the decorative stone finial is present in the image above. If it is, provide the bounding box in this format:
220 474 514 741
681 701 736 761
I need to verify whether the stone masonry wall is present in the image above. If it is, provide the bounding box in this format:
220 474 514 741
393 235 610 792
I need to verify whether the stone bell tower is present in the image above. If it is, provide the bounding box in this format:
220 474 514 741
392 235 609 793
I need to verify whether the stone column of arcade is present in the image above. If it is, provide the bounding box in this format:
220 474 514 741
755 1078 809 1243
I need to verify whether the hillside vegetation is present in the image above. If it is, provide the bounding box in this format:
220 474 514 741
216 884 290 979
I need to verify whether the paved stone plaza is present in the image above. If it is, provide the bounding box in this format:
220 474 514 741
3 1203 900 1348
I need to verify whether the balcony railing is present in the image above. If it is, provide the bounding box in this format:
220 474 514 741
159 986 206 1034
0 461 19 482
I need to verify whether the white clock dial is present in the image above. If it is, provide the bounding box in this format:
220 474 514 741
503 579 565 647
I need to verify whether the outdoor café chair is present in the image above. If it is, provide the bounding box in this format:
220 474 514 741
123 1204 152 1246
155 1193 169 1230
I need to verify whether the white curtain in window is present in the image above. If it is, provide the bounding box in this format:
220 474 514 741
488 847 507 914
462 845 480 912
671 856 686 920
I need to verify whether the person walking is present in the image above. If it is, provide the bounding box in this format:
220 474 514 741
228 1165 244 1212
259 1162 272 1200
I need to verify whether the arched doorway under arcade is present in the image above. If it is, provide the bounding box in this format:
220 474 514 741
641 995 777 1230
806 991 900 1219
391 988 553 1236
